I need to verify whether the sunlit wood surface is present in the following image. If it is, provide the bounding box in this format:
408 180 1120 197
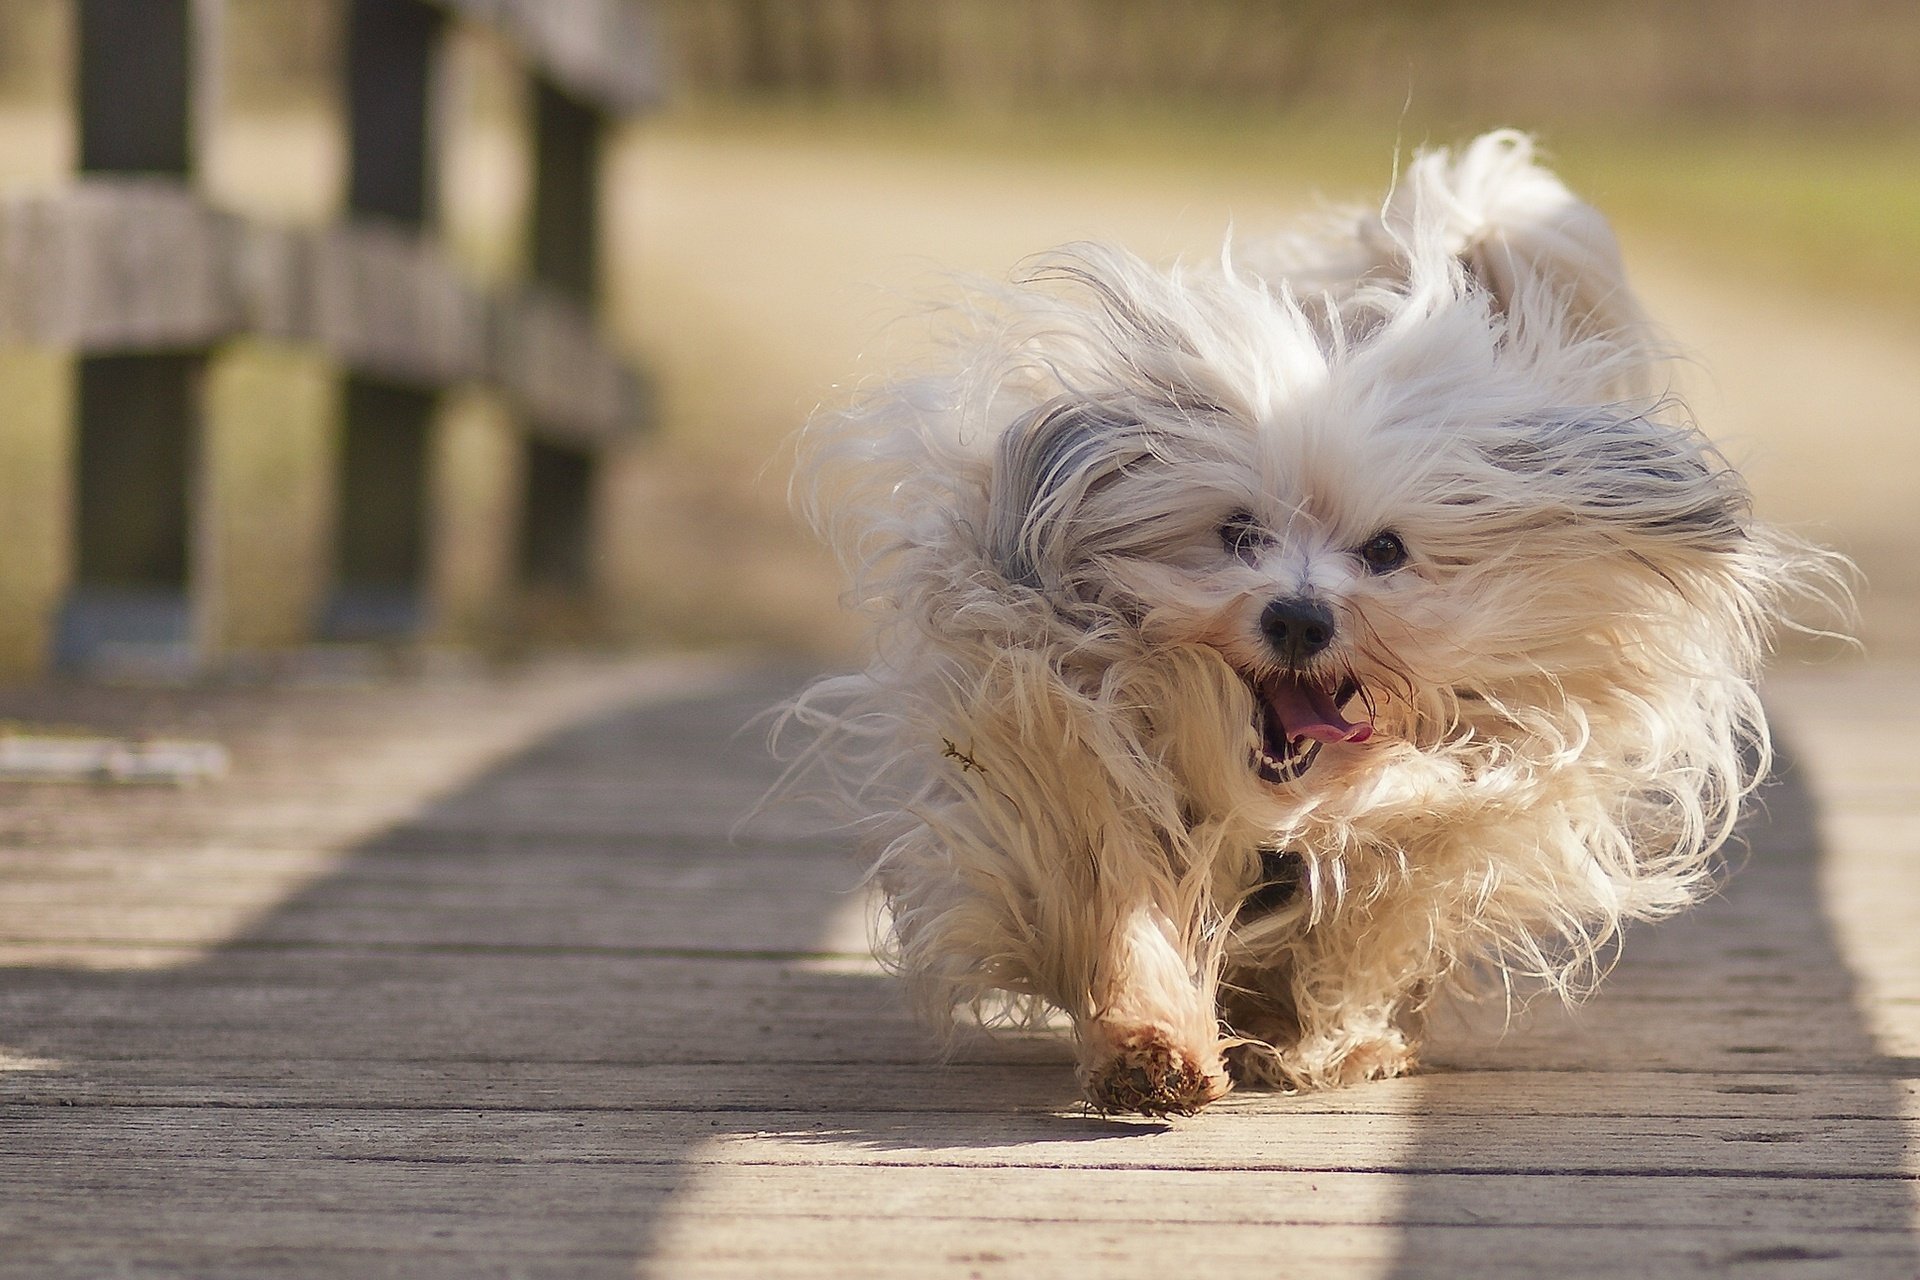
1 655 1914 1278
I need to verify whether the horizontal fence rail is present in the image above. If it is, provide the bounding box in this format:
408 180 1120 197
0 179 642 443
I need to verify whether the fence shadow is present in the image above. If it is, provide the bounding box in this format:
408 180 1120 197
0 670 988 1276
1382 732 1920 1278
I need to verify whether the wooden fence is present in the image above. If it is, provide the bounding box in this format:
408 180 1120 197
0 0 659 676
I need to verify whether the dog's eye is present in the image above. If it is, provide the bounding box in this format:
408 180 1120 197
1219 510 1271 563
1358 531 1408 573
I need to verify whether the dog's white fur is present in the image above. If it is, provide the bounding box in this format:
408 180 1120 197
785 131 1831 1114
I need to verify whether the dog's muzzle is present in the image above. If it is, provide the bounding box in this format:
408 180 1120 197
1242 595 1373 784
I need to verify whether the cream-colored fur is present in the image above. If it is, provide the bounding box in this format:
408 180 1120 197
783 132 1839 1114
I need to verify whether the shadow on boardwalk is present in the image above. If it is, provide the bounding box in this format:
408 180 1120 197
1383 736 1920 1278
1 670 1914 1276
0 671 902 1275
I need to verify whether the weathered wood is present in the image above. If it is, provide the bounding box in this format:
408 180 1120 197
0 1227 1899 1280
324 376 436 638
434 0 663 113
0 1174 1907 1280
0 660 1914 1279
77 0 193 175
0 179 233 348
5 1059 1913 1119
55 352 204 669
0 954 1902 1077
308 221 491 388
493 284 643 442
528 76 602 304
345 0 443 227
1 1100 1912 1178
518 437 597 588
0 182 642 439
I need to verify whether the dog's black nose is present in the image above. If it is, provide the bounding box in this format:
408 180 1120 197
1261 596 1336 666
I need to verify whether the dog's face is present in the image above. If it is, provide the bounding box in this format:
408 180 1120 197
982 247 1755 799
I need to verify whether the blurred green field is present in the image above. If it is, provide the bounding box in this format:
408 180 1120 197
614 104 1919 658
646 104 1920 322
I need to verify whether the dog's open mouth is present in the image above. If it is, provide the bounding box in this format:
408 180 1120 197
1247 673 1372 784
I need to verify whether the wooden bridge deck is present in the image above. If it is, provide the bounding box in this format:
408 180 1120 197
1 655 1914 1278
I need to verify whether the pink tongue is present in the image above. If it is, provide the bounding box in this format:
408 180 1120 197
1264 676 1373 744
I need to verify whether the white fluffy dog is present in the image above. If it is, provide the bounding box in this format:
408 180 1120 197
786 132 1828 1114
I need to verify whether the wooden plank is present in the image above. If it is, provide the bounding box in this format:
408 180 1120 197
0 843 865 908
3 1060 1914 1120
324 376 437 639
345 0 443 227
57 352 205 674
0 949 1903 1076
656 1163 1910 1232
645 1217 1914 1280
76 0 193 175
308 221 490 388
0 178 234 347
0 184 643 438
0 879 874 956
0 882 1859 978
517 437 596 588
0 834 847 887
433 0 664 113
0 1102 1911 1179
528 77 601 304
0 764 799 854
493 285 645 441
0 1167 1908 1280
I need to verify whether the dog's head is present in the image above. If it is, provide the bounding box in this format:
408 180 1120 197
971 134 1774 797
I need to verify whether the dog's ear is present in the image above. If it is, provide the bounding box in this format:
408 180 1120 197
986 397 1150 591
1371 131 1647 348
1485 409 1749 559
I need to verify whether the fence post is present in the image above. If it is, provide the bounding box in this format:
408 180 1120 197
54 0 210 675
517 74 607 625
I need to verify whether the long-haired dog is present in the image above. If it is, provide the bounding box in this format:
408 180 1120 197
785 131 1833 1114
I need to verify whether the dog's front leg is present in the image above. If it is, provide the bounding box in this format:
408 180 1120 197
1074 899 1232 1115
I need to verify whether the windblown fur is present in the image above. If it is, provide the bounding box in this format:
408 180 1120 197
784 131 1830 1114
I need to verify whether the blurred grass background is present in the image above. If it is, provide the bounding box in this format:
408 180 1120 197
612 0 1920 660
5 0 1917 661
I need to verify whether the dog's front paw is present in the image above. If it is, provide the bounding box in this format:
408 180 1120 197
1078 1023 1232 1116
1328 1032 1418 1085
1228 1027 1418 1091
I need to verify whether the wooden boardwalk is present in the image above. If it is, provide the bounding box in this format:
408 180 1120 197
1 655 1914 1278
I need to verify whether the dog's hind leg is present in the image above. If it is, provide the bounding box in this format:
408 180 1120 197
1218 939 1425 1091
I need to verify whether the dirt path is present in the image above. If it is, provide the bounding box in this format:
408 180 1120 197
611 129 1918 656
